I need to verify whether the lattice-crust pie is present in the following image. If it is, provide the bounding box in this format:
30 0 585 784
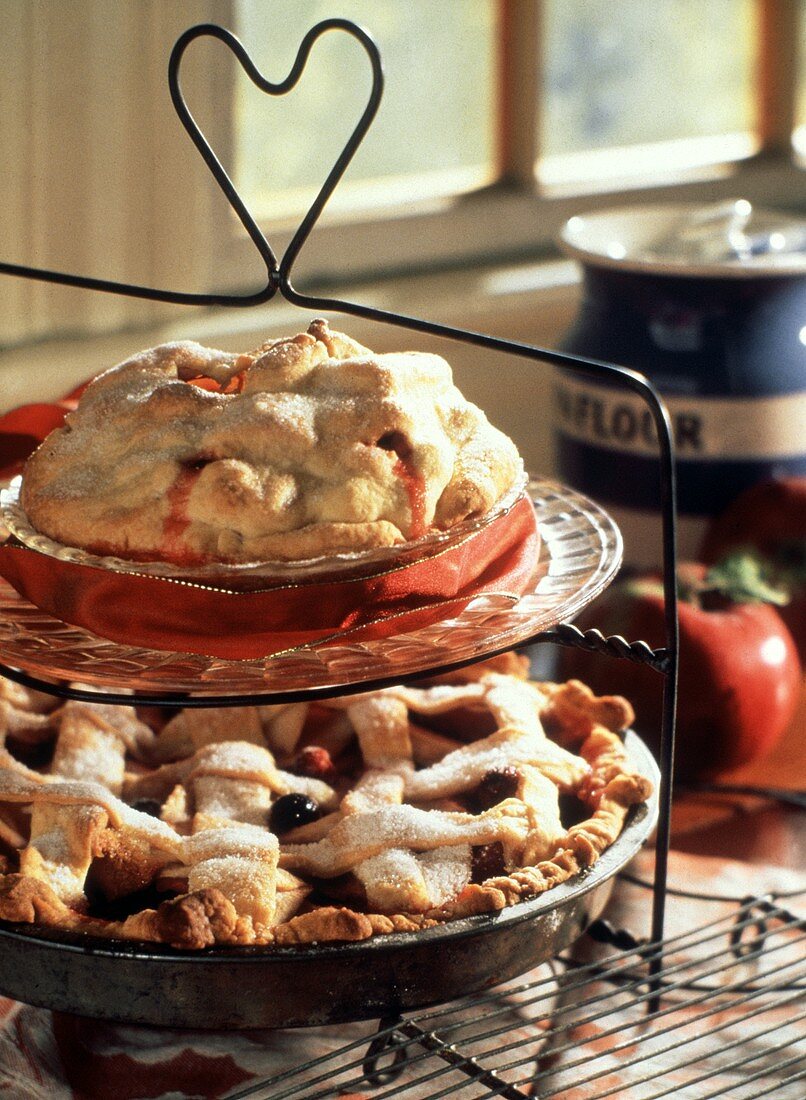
20 320 524 564
0 657 652 948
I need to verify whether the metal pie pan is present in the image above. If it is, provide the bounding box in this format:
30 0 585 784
0 733 658 1030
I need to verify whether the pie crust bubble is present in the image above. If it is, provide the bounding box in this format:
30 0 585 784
19 319 525 567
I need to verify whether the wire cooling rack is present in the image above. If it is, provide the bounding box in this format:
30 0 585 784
224 877 806 1100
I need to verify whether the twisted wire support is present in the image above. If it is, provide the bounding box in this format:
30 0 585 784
542 623 670 674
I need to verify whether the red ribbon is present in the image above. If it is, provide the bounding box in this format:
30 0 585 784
0 386 540 659
0 382 90 480
0 497 538 659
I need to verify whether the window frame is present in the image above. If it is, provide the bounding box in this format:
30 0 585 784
0 0 803 348
213 0 805 296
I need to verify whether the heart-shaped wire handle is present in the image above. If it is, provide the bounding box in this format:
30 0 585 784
0 19 383 308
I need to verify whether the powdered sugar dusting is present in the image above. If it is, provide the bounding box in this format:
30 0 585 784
282 803 530 877
193 775 273 827
341 770 405 815
51 725 125 793
403 730 586 801
0 665 650 945
419 844 472 906
193 741 277 778
21 319 522 561
184 825 279 865
355 848 426 908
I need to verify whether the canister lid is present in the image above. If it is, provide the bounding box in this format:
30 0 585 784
560 200 806 277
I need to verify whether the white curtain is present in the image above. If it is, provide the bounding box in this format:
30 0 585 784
0 0 226 349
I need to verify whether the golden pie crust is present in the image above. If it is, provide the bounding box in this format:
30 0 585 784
20 320 524 564
0 657 652 949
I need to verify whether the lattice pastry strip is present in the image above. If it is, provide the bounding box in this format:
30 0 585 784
334 675 583 896
189 742 289 832
257 703 309 756
189 741 336 804
0 699 54 747
19 801 109 907
49 702 153 795
151 706 266 762
0 685 61 792
281 799 531 878
149 863 312 930
466 725 652 911
0 679 56 715
0 765 183 858
0 771 286 942
8 786 176 916
351 672 546 729
340 765 470 913
341 769 404 816
515 764 566 867
399 724 586 800
183 827 280 941
346 695 412 768
101 829 284 947
284 676 582 914
354 845 473 913
149 703 309 763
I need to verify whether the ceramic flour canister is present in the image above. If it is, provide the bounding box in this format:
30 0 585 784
555 200 806 566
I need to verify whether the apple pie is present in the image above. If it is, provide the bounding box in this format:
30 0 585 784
20 320 524 565
0 657 652 949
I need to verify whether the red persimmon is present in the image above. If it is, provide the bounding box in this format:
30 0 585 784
700 477 806 659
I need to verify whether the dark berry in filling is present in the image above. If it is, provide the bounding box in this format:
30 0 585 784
558 792 589 829
472 766 520 812
376 430 412 461
269 793 321 834
5 737 54 771
85 881 178 922
182 453 216 471
471 842 506 883
131 798 164 818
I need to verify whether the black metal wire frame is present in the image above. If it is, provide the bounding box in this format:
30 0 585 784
0 21 679 986
0 20 382 307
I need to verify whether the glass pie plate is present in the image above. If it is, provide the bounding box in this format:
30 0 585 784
0 473 528 587
0 477 622 700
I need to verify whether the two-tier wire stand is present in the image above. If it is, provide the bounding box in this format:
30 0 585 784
0 20 802 1098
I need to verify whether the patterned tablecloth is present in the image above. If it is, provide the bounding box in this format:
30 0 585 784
1 844 803 1100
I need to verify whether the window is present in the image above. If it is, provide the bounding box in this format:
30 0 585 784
234 0 498 221
0 0 803 349
539 0 757 184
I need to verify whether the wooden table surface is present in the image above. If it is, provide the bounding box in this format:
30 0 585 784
669 676 806 873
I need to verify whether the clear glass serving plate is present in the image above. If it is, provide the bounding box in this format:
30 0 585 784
0 478 622 698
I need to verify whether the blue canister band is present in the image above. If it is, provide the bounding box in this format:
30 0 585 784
556 435 806 516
